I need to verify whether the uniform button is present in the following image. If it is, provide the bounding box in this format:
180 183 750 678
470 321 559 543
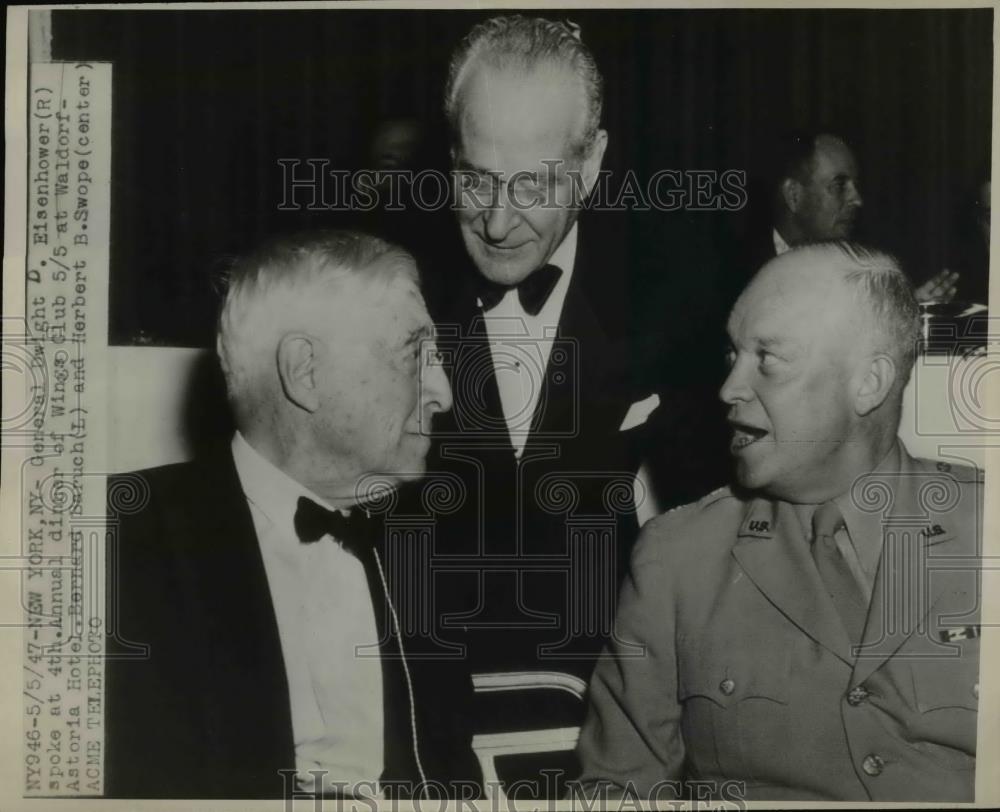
846 684 870 706
862 754 885 777
973 682 979 700
719 678 735 696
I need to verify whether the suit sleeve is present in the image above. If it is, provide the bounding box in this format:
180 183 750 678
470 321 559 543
573 515 686 799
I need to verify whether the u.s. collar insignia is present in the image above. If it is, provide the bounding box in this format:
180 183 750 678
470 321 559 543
939 625 980 643
739 515 772 538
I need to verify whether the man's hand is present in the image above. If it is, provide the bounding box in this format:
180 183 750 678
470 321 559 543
914 269 960 303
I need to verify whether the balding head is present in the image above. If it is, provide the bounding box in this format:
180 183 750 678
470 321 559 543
758 242 919 401
721 242 918 503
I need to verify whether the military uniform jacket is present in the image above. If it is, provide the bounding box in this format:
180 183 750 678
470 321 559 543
575 445 982 802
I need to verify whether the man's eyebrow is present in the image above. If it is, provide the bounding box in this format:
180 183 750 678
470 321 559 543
756 335 794 352
405 325 433 345
510 170 541 183
454 159 497 176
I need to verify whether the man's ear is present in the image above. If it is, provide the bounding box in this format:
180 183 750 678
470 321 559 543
855 354 897 416
577 129 609 201
277 333 321 412
780 177 803 214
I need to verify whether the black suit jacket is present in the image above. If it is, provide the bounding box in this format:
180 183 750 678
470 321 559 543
422 214 729 683
104 448 480 799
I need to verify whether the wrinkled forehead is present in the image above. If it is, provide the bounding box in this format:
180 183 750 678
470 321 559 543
305 257 426 329
729 255 854 343
812 135 859 178
355 261 425 312
455 62 586 168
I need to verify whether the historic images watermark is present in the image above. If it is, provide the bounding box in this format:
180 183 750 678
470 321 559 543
276 160 748 214
278 771 748 810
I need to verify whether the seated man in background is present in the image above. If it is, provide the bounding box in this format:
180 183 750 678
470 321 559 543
575 242 981 802
737 130 956 304
105 230 480 799
771 131 864 251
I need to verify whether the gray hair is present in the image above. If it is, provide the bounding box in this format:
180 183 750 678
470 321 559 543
216 230 417 415
444 14 604 160
801 241 920 394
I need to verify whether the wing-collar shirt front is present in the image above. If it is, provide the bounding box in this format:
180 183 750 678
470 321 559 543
479 223 578 458
773 227 792 256
231 432 383 797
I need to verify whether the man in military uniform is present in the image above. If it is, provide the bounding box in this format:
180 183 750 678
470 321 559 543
574 242 982 802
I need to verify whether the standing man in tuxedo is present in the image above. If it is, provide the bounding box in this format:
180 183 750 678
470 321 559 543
425 16 727 788
104 230 480 799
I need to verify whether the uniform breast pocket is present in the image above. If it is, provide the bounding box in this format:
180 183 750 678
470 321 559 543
677 639 792 781
908 644 979 759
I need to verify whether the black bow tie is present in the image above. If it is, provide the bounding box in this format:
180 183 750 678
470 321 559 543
293 496 377 555
478 263 563 316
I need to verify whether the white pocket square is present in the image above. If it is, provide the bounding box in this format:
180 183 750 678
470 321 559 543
619 394 660 431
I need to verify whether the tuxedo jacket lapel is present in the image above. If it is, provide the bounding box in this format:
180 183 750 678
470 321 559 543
171 453 429 792
437 276 515 451
527 268 610 443
177 450 296 782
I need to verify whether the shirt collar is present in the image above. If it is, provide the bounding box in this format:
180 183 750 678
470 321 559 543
773 227 792 256
231 431 344 542
793 440 903 578
549 221 578 278
834 440 903 577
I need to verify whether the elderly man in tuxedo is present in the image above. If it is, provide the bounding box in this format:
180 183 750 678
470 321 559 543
575 242 981 802
424 15 728 794
104 230 481 799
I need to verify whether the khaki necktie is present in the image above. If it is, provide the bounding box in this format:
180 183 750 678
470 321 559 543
811 501 868 647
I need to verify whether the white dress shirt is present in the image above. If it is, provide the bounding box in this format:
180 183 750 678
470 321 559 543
231 432 383 796
479 223 578 458
773 227 792 256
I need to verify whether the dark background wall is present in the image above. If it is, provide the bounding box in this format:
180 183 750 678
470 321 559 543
52 8 993 347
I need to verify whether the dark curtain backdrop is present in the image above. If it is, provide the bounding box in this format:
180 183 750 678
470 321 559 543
52 8 993 347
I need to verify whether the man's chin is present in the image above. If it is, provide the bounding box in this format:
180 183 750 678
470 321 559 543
466 246 537 285
734 460 768 492
475 260 536 287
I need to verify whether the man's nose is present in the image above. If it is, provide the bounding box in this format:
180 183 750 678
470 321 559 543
483 190 520 242
719 359 752 406
846 181 863 209
422 350 453 417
